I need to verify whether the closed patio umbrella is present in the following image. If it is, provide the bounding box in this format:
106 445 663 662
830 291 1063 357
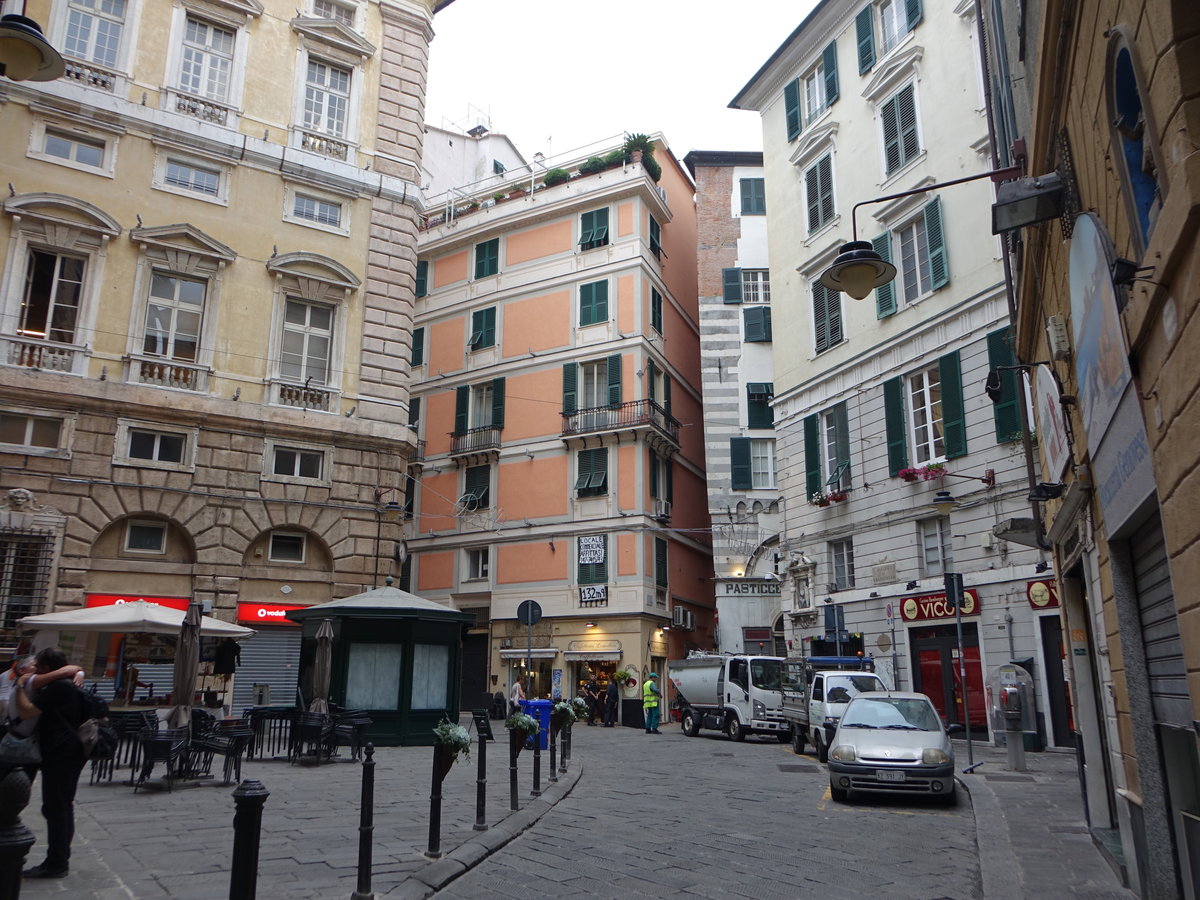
309 618 334 714
168 600 203 729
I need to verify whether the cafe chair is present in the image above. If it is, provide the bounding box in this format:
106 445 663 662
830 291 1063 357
134 726 189 793
196 718 253 785
289 711 334 765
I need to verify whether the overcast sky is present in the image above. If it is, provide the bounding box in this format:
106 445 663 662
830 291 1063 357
425 1 818 165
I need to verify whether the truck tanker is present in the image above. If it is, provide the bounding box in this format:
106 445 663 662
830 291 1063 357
668 652 790 742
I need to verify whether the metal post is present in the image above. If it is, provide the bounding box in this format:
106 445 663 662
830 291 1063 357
351 744 375 900
946 572 975 771
425 747 444 859
229 779 270 900
531 726 542 797
0 769 35 900
473 732 488 831
547 723 557 784
558 723 567 774
508 730 519 811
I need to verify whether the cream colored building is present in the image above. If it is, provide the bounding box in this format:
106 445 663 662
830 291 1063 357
0 0 447 709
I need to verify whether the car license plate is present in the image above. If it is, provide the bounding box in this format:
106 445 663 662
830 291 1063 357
876 770 906 783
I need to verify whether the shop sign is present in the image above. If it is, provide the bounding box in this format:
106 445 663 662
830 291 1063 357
1027 580 1059 610
578 535 605 565
718 580 781 596
237 602 305 626
86 593 189 610
900 590 980 622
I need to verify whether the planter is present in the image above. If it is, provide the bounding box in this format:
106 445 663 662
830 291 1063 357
900 473 919 483
817 499 830 508
508 728 527 758
435 744 456 781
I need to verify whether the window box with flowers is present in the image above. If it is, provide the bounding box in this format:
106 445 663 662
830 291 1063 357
898 467 921 482
920 463 946 481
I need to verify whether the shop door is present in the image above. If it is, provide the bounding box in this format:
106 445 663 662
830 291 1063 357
1039 615 1074 747
909 624 986 731
233 630 301 713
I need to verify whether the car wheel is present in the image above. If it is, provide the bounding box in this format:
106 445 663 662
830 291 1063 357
814 731 828 763
791 727 806 755
680 710 700 737
725 713 746 742
830 782 849 802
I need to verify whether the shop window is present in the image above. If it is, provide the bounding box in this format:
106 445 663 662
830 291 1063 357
1109 41 1163 253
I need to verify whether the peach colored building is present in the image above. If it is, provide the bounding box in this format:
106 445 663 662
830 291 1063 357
410 134 713 721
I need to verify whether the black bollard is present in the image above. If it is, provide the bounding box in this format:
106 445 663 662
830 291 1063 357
474 731 488 831
229 779 270 900
351 743 376 900
426 745 451 859
508 730 520 811
547 726 557 784
558 724 567 774
0 768 35 900
531 727 542 797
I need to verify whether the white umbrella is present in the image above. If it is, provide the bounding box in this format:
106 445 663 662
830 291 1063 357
309 618 334 715
168 600 203 729
18 601 255 639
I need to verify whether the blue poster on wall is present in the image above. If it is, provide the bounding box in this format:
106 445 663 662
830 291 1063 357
552 668 562 699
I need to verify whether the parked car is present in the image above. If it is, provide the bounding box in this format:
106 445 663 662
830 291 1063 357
826 691 957 804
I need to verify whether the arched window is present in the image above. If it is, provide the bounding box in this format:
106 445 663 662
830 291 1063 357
1108 38 1164 254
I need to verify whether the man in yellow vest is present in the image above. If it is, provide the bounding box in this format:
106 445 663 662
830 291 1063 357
642 671 661 734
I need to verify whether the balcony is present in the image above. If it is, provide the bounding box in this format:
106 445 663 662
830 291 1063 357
3 336 80 374
451 424 502 456
561 399 680 447
300 130 350 162
63 60 117 92
170 90 232 126
130 356 209 393
271 379 337 412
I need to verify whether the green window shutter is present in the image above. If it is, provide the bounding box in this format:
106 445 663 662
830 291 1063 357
415 260 428 298
562 364 577 415
662 373 671 418
987 328 1021 442
898 84 919 167
454 385 469 435
905 0 923 31
649 448 659 498
649 217 661 257
884 377 909 475
493 159 505 175
411 326 425 366
484 307 496 345
872 234 896 317
580 209 609 249
730 438 752 490
723 267 743 303
804 414 821 498
651 288 663 333
817 155 833 229
465 464 490 507
740 179 765 215
581 281 608 325
647 360 657 403
940 351 967 458
832 402 851 484
805 163 820 232
924 196 949 289
747 384 774 429
882 93 901 173
856 6 875 74
784 79 801 140
655 537 668 588
744 306 771 342
577 448 607 495
813 282 842 351
474 238 498 278
595 281 609 320
607 353 622 407
491 376 505 427
407 396 421 427
823 41 839 106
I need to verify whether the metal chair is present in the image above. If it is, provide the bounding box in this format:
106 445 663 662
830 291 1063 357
289 711 334 764
134 726 189 793
196 718 253 784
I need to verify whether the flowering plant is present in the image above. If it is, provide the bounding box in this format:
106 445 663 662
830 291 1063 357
570 696 588 718
810 490 831 506
552 700 577 725
898 467 921 481
920 462 946 481
828 490 848 502
505 712 540 739
614 669 633 685
432 718 471 763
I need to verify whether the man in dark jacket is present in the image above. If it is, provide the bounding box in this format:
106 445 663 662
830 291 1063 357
584 678 601 725
603 679 619 727
16 647 88 879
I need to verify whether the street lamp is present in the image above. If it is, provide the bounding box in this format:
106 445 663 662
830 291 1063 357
0 13 64 82
372 488 403 588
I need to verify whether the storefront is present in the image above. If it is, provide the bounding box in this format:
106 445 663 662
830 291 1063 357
233 601 307 712
902 588 987 732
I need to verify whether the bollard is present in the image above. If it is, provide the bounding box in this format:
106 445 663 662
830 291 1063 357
508 730 520 812
473 731 488 831
0 768 35 900
531 730 542 797
558 725 567 774
351 743 376 900
426 744 448 859
229 779 270 900
547 726 557 784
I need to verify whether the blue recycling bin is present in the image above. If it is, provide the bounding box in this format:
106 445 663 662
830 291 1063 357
521 699 552 750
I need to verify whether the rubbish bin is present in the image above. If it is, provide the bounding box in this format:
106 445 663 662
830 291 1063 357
522 699 552 750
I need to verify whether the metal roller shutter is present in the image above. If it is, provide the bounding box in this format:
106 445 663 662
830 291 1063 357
232 631 302 714
1134 516 1187 728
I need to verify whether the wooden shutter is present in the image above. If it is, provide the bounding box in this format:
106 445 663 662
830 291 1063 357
655 537 668 588
607 353 622 407
814 282 841 351
411 326 425 366
940 351 967 458
817 156 833 227
730 438 752 490
647 360 657 403
823 41 839 106
415 260 428 298
407 396 420 427
562 364 577 415
723 268 743 303
832 402 851 480
454 385 469 435
804 414 821 498
662 373 672 417
884 377 909 475
882 93 901 173
649 448 659 498
872 234 896 317
744 306 769 342
465 464 489 506
491 377 505 426
483 307 496 345
987 328 1021 442
784 79 801 140
924 196 949 289
905 0 923 31
747 384 773 429
806 163 821 232
898 85 920 166
856 6 875 74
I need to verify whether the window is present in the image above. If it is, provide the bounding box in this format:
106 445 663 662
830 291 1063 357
580 209 609 250
346 643 401 710
116 420 197 470
18 250 84 343
907 363 943 464
648 217 662 259
142 272 204 362
884 352 965 472
730 437 776 490
575 447 608 497
411 326 425 367
857 0 923 73
64 0 127 69
453 378 505 434
474 238 499 279
577 534 607 585
812 280 842 352
879 0 906 52
919 517 953 577
1110 43 1164 251
742 270 771 304
411 644 449 709
881 84 920 175
164 159 219 196
415 260 428 299
830 539 855 590
492 159 506 175
785 41 839 139
650 288 663 334
178 16 234 102
0 413 63 451
655 537 668 588
805 154 834 233
313 0 355 26
463 464 490 509
272 446 324 479
466 548 489 581
303 57 351 137
42 130 105 168
743 306 772 342
563 357 620 425
579 281 609 327
281 299 333 384
649 448 673 502
746 383 774 429
469 306 496 350
292 193 342 228
269 532 305 563
128 428 185 463
126 520 166 554
0 531 53 627
804 404 850 498
871 198 947 315
740 179 766 215
407 397 421 428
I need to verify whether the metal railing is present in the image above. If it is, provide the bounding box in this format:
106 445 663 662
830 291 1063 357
561 399 680 444
451 425 502 454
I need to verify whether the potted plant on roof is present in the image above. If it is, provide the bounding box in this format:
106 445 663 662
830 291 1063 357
543 167 571 187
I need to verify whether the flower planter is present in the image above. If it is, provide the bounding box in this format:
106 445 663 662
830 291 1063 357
900 473 919 483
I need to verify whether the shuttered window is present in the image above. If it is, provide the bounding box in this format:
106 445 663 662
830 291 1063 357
411 326 425 367
730 437 752 490
469 307 495 350
805 154 834 233
871 234 896 318
474 238 498 278
743 306 772 342
881 84 920 174
655 537 668 588
575 447 608 497
650 288 663 333
784 80 802 141
722 267 743 304
577 534 607 585
463 464 490 509
747 383 774 429
856 6 875 74
580 280 608 326
740 178 766 215
415 260 428 298
883 377 909 475
812 281 842 352
987 327 1022 442
580 208 609 250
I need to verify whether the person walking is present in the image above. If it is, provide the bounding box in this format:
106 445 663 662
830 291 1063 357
642 671 661 734
15 648 89 879
509 677 526 715
603 678 619 727
584 678 601 725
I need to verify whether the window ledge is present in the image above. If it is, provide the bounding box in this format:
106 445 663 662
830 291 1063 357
803 216 841 249
879 151 929 193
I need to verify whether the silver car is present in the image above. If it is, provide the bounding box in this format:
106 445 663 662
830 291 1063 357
827 691 957 803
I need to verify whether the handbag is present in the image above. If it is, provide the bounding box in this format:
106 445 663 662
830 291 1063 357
0 730 41 767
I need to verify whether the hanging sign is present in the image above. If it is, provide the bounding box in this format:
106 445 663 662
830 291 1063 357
86 594 189 610
236 602 306 626
578 535 606 565
1026 580 1059 610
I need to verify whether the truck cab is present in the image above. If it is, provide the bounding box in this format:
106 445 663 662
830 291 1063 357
780 656 885 761
670 653 789 741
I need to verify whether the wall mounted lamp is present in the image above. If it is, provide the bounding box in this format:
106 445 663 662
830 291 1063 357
585 621 597 628
906 581 919 590
991 173 1065 233
932 490 957 516
0 13 64 81
1028 482 1065 502
1034 561 1051 574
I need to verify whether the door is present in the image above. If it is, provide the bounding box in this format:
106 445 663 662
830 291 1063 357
909 624 986 731
459 633 488 714
1039 614 1074 747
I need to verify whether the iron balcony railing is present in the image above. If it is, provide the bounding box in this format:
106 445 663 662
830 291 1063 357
451 424 502 454
561 399 680 445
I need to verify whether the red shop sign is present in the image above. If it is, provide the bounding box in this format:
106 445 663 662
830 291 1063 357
1027 580 1059 610
86 594 190 611
900 590 981 622
237 602 305 626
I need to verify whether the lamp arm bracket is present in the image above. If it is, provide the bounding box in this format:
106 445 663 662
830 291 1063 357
850 165 1023 239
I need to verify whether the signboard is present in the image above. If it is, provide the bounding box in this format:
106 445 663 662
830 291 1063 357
86 593 189 610
1026 580 1059 610
579 585 608 603
516 599 542 626
470 709 494 740
236 602 306 626
900 590 981 622
1034 364 1072 480
718 580 781 597
742 627 772 641
578 535 606 565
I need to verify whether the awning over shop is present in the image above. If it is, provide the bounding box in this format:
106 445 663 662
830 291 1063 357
500 648 559 659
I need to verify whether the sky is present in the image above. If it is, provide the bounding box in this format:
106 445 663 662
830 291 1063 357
424 1 819 165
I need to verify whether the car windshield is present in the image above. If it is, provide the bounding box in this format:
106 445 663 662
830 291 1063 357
840 697 942 731
751 659 782 690
824 674 882 704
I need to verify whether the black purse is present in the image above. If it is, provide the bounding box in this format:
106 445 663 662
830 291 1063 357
0 730 41 767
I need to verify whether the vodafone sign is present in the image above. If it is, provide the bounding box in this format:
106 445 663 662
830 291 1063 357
237 602 305 626
86 594 190 611
900 590 981 622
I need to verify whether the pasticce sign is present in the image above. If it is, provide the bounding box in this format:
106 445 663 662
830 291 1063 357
718 580 781 596
86 594 190 610
900 590 981 622
237 602 306 626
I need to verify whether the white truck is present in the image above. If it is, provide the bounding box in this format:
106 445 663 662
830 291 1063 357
780 656 886 762
668 652 790 742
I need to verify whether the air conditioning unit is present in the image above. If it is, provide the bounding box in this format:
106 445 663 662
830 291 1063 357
653 499 672 520
672 605 687 626
684 610 696 631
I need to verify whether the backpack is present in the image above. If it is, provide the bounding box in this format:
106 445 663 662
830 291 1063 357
78 690 118 760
